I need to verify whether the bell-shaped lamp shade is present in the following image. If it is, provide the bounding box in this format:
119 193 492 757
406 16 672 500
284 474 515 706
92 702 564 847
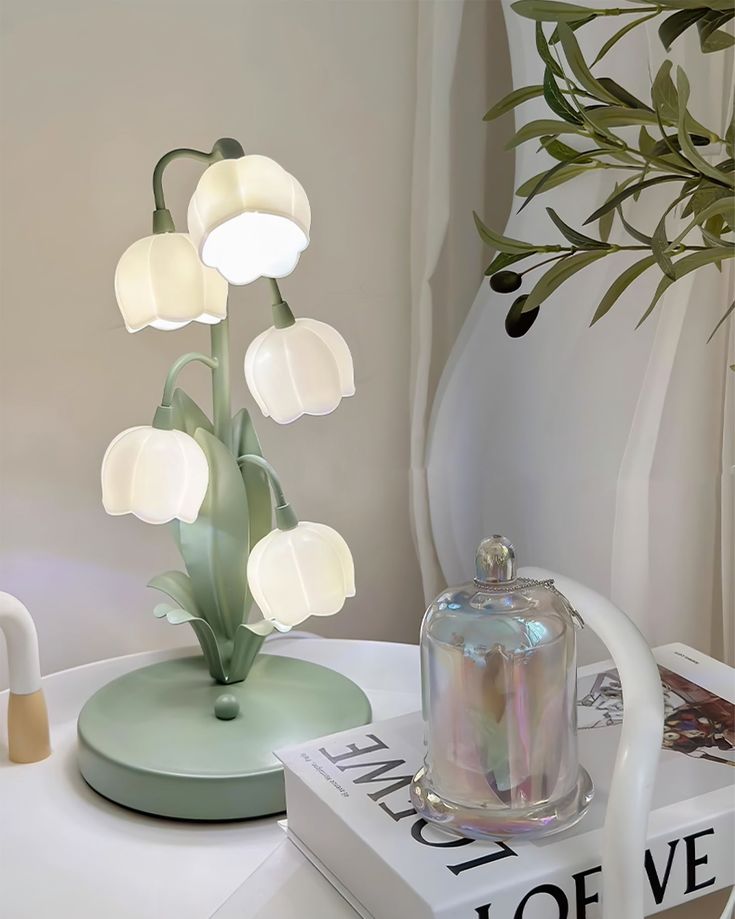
114 233 228 332
101 426 209 525
247 522 355 630
187 155 310 286
244 318 355 424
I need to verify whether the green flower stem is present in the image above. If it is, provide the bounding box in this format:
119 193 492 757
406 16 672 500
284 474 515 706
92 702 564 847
152 139 245 214
237 454 298 530
161 353 218 407
210 315 231 444
267 277 296 329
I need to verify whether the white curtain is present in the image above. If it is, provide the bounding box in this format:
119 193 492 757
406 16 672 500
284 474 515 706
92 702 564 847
411 0 734 665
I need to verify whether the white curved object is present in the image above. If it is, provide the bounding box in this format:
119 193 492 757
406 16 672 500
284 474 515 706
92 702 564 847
520 567 664 919
0 591 42 695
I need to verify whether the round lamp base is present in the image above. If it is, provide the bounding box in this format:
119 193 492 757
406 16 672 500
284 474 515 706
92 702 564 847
77 653 372 821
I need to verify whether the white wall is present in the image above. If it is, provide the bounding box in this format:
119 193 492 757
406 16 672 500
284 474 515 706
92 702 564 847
0 0 430 687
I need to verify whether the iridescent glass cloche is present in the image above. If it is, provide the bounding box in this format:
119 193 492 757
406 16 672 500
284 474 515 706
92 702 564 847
410 536 594 840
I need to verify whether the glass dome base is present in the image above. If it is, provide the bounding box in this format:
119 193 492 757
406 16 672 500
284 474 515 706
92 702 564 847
410 765 594 841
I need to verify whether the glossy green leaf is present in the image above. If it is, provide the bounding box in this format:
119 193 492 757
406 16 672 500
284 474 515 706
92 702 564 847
507 118 587 148
543 68 583 123
637 248 735 326
546 207 611 249
522 250 610 314
557 24 620 104
591 11 659 64
658 8 708 51
512 1 599 22
536 22 564 77
485 251 535 275
474 211 542 254
584 174 686 224
175 427 250 640
484 85 544 122
707 300 735 342
591 255 657 325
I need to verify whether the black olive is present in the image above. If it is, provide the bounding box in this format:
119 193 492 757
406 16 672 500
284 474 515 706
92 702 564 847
505 295 539 338
490 270 522 293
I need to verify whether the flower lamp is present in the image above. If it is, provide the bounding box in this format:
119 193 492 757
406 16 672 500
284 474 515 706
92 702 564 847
77 138 369 821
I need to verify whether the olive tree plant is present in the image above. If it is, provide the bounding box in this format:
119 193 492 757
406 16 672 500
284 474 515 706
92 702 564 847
477 0 734 340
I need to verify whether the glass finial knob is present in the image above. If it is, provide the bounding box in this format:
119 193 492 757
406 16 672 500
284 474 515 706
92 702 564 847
475 535 517 584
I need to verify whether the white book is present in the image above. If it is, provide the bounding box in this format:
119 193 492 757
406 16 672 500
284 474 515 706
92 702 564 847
277 643 735 919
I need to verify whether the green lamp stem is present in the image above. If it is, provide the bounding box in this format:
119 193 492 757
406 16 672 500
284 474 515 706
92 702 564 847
160 352 219 407
152 137 245 232
267 277 296 329
237 453 298 530
210 315 231 444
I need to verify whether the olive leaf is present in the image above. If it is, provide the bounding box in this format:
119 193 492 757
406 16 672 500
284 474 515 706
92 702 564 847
540 136 593 161
596 78 651 110
485 251 535 276
707 300 735 342
484 85 544 122
591 11 660 64
507 118 587 148
651 214 676 279
474 211 544 254
637 247 735 326
536 22 564 78
584 174 687 224
584 106 660 129
547 207 611 249
659 7 709 51
697 10 735 52
676 69 735 186
521 250 610 314
543 68 583 123
557 23 621 104
517 152 604 209
591 254 657 325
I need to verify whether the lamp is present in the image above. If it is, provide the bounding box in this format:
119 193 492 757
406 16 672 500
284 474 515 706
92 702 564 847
77 138 370 822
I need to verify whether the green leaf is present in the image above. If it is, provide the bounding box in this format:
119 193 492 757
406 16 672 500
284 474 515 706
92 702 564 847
584 174 687 224
596 78 651 110
484 251 535 275
536 22 564 77
522 249 610 314
546 207 612 249
591 254 657 324
148 570 199 617
599 203 615 243
231 407 272 618
507 118 587 148
651 213 675 279
682 182 731 218
516 161 597 204
543 68 583 123
540 136 593 161
649 133 710 158
584 106 659 129
676 68 735 186
549 15 596 43
151 601 227 683
169 388 213 437
591 11 660 65
697 10 735 52
639 126 657 155
175 427 250 640
228 623 271 683
616 204 654 244
707 300 735 342
474 211 542 254
557 23 621 104
484 85 544 122
652 60 713 138
637 247 735 326
512 1 599 22
658 8 708 51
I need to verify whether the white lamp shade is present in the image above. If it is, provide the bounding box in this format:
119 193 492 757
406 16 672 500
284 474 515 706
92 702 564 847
244 318 355 424
247 522 355 629
101 426 209 525
187 154 310 285
114 233 228 332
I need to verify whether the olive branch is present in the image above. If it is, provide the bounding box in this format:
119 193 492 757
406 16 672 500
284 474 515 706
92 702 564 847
478 0 735 338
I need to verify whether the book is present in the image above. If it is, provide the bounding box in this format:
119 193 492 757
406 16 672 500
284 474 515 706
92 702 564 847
277 643 735 919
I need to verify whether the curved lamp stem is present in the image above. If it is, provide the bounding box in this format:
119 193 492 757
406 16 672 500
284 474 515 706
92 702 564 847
160 352 218 407
151 137 245 231
237 454 298 530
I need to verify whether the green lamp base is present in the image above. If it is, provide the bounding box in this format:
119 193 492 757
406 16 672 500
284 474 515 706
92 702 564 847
77 652 372 821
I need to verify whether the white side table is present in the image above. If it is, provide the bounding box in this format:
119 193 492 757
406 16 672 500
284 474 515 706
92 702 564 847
0 638 420 919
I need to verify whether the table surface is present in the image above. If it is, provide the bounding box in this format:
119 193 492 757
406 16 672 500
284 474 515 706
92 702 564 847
0 637 421 919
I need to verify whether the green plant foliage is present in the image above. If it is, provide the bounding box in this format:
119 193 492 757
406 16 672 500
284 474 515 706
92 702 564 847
478 0 735 339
